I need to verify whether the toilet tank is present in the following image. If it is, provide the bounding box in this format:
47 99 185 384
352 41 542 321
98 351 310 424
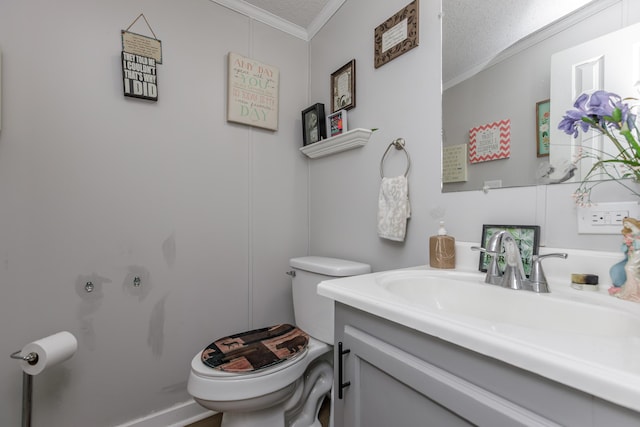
289 256 371 344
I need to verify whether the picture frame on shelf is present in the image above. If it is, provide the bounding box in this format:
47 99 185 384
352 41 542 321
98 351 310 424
327 110 348 137
301 103 326 146
331 59 356 112
478 224 540 277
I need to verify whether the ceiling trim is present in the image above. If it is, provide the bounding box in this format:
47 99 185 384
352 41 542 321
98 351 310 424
307 0 347 40
209 0 346 42
209 0 309 40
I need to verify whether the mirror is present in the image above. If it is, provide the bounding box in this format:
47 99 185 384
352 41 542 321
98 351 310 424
441 0 615 193
549 20 640 184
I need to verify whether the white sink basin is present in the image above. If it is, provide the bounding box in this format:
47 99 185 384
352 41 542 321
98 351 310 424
317 246 640 413
375 270 640 338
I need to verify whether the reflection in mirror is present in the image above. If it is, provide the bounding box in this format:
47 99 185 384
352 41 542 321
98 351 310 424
549 21 640 185
441 0 621 193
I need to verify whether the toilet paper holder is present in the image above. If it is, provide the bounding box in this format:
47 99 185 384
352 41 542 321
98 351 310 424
10 332 78 427
10 350 37 427
10 350 38 365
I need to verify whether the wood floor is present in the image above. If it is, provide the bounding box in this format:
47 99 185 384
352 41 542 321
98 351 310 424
186 412 222 427
185 397 330 427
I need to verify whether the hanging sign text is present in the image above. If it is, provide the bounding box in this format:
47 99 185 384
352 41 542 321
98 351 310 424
227 52 279 131
121 30 162 64
122 52 158 101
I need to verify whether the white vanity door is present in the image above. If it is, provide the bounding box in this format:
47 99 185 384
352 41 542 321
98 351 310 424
550 22 640 181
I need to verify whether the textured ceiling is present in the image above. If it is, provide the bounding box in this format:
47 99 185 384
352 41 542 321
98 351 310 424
442 0 595 85
242 0 332 28
223 0 597 81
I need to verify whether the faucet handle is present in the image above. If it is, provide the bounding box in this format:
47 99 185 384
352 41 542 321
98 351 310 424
529 253 568 293
471 246 501 285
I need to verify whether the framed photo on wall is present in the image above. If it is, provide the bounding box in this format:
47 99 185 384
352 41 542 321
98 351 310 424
331 60 356 112
327 110 347 137
478 224 540 277
374 0 419 68
301 103 326 146
536 99 550 157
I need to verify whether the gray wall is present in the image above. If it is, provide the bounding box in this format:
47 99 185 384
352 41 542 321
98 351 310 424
2 0 640 425
308 0 640 273
0 1 308 425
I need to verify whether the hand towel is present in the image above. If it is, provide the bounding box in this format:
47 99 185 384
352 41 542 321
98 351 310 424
377 176 411 241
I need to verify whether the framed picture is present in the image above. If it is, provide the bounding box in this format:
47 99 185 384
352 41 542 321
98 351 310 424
536 99 550 157
468 119 511 163
478 224 540 277
327 110 348 137
374 0 419 69
227 52 279 131
331 60 356 112
301 103 326 146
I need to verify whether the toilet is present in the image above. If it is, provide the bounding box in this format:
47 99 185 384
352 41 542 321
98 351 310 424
187 256 371 427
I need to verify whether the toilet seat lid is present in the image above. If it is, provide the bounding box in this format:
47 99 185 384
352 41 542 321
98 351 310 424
201 324 309 373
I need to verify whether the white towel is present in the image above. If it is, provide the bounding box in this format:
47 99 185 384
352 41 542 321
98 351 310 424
377 176 411 241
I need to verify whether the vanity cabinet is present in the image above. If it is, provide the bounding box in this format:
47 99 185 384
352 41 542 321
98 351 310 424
332 302 640 427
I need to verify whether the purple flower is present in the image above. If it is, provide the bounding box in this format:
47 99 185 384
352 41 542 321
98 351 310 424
558 109 588 137
573 93 590 112
558 91 640 206
587 90 616 117
558 90 634 137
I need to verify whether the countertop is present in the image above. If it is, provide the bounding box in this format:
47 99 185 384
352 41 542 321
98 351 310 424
317 243 640 413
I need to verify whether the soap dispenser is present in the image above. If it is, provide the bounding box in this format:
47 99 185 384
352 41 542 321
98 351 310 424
429 221 455 269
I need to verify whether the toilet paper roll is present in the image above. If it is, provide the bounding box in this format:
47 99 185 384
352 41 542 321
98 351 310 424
20 331 78 376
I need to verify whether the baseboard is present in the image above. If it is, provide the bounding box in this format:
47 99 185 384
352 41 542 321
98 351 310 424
115 399 215 427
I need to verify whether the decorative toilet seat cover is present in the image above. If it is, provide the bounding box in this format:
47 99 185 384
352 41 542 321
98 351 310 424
201 324 309 373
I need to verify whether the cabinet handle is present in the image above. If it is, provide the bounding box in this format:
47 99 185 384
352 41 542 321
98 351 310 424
338 341 350 399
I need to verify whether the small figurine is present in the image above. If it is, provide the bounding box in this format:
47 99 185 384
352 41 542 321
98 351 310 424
609 217 640 301
610 243 630 288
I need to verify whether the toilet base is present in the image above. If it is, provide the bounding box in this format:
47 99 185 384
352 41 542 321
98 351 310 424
221 405 286 427
213 361 333 427
286 361 332 427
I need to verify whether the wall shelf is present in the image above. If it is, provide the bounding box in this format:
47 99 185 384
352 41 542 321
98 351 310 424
300 128 372 159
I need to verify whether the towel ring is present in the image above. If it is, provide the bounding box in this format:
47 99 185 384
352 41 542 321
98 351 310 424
380 138 411 178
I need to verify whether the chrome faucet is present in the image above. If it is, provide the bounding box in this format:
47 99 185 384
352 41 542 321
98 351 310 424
472 231 503 286
529 253 568 293
472 230 567 293
490 230 527 290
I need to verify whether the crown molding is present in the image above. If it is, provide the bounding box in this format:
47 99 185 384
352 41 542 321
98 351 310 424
209 0 346 41
307 0 347 39
210 0 308 40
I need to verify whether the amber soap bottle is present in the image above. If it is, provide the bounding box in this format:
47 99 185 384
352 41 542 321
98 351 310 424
429 221 456 269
